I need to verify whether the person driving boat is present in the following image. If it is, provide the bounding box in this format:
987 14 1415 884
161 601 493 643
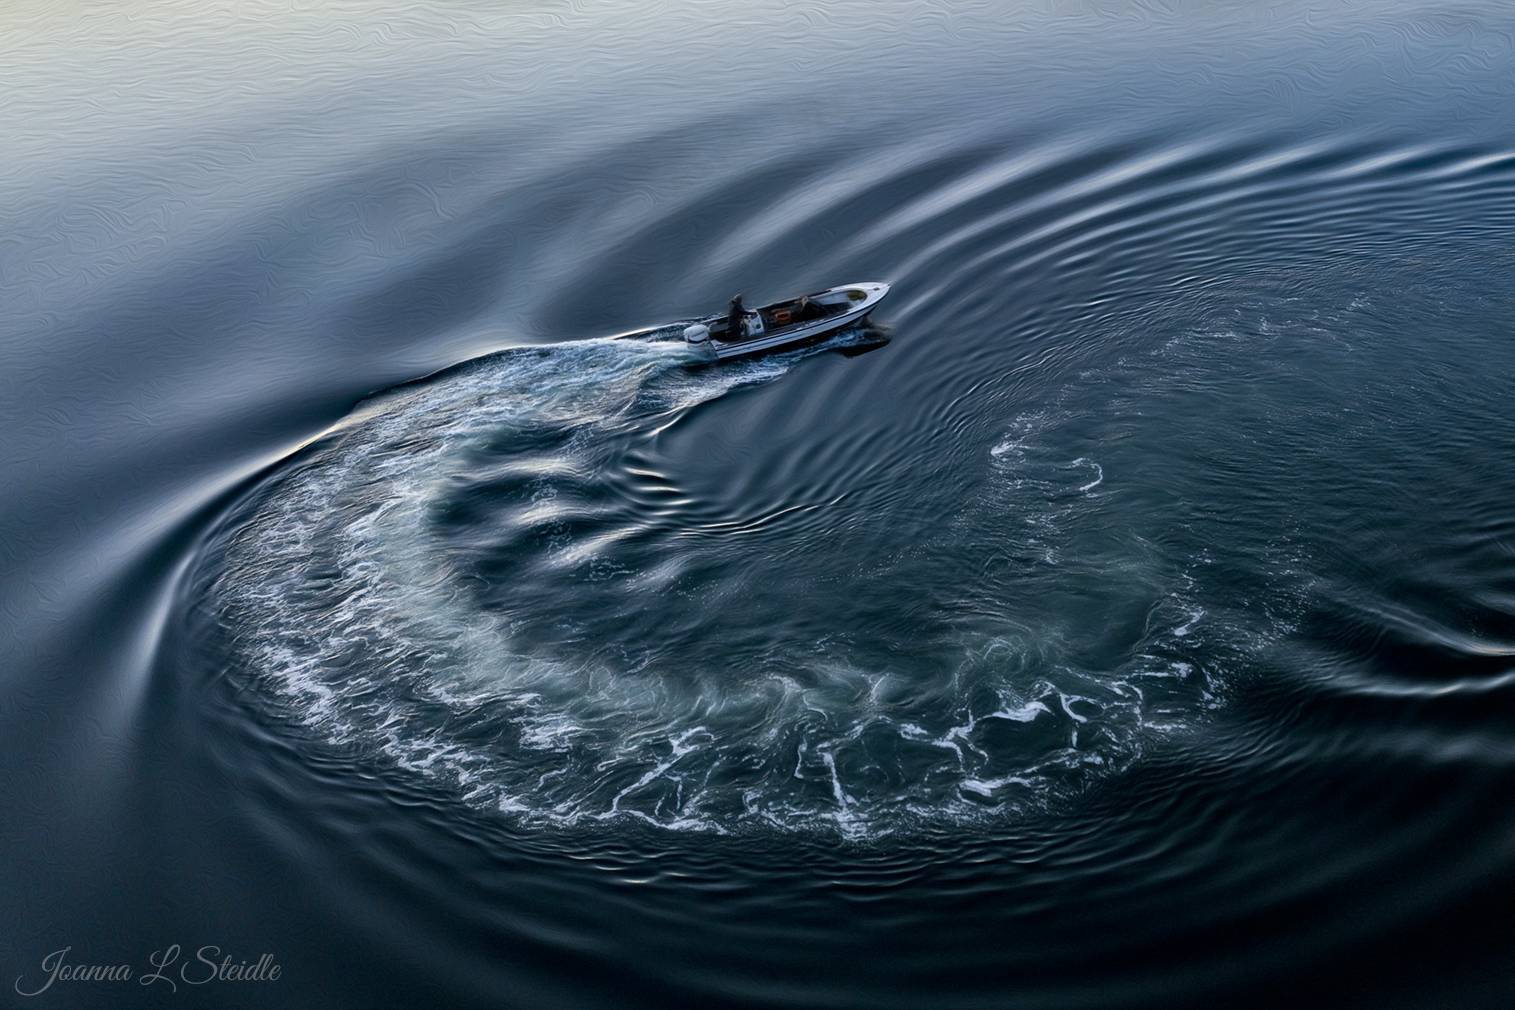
725 294 747 341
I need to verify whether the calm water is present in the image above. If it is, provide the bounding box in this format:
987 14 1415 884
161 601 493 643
4 2 1515 1007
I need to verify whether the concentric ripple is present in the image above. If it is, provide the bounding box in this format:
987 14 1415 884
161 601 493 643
198 107 1515 840
12 3 1515 1007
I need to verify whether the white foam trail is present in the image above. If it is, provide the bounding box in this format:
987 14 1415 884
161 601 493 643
1074 458 1104 492
210 336 1218 838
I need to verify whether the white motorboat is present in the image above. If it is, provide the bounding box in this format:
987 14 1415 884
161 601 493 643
679 282 891 361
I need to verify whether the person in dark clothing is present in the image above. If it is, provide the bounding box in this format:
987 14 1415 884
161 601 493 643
725 294 747 341
795 295 826 322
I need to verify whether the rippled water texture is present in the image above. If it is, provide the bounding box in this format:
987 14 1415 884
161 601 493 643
5 2 1515 1007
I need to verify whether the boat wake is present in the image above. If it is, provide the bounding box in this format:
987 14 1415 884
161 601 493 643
205 332 1250 838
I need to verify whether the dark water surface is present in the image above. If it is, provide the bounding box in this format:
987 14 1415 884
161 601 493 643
5 2 1515 1007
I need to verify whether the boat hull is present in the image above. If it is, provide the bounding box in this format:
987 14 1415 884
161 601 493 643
705 281 890 361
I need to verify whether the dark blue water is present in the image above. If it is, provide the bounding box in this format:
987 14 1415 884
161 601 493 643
5 2 1515 1006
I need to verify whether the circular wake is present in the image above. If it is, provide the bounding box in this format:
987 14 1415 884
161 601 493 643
204 326 1265 839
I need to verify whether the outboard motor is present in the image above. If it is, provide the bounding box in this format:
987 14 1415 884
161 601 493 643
683 323 717 361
